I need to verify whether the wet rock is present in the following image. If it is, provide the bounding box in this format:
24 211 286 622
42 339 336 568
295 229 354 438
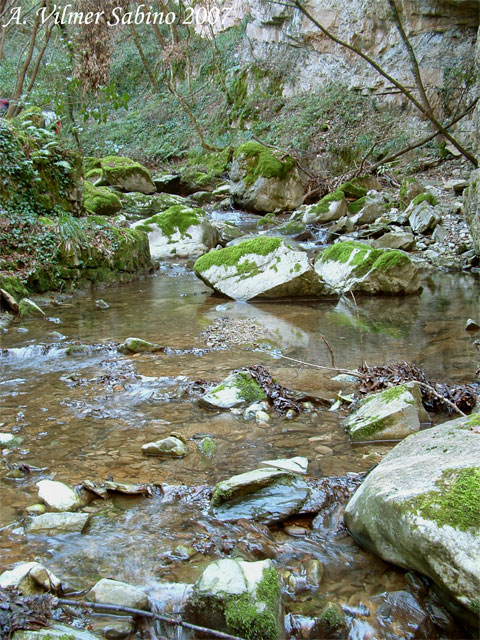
314 241 421 295
344 413 480 617
316 602 346 635
132 205 217 260
95 299 110 309
465 318 479 332
12 624 102 640
375 590 434 639
90 617 134 640
344 382 426 441
100 156 155 194
200 371 266 409
88 578 150 612
18 299 45 319
210 467 310 523
194 237 323 300
230 142 304 213
212 183 231 197
199 436 216 457
373 230 415 251
211 220 244 245
0 562 61 595
117 337 162 354
301 190 347 224
244 401 271 423
187 558 282 640
36 479 82 511
27 511 90 534
0 312 13 330
141 435 187 457
0 433 23 448
25 503 46 515
407 201 440 234
260 456 308 475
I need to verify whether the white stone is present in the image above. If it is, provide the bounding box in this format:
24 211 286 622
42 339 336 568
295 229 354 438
27 511 90 534
89 578 149 611
0 562 61 595
260 456 308 474
36 479 82 511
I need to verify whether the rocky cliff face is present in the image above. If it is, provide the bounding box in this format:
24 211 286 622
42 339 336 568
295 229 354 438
465 25 480 254
223 0 477 118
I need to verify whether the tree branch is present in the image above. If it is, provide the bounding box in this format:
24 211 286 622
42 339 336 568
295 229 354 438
286 0 477 166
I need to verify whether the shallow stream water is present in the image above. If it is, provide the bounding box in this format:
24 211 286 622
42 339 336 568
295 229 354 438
1 260 479 639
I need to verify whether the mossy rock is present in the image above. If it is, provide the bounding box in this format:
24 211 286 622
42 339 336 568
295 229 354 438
100 155 155 194
399 177 424 209
83 156 102 174
0 275 29 299
83 181 123 216
230 142 304 213
84 168 107 186
337 178 367 199
302 189 347 224
119 192 186 219
13 106 45 129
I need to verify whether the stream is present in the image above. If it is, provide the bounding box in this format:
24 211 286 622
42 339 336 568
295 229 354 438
1 250 479 638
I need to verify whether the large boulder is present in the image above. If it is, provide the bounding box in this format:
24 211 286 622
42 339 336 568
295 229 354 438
88 578 149 611
314 241 421 295
83 181 122 216
407 200 440 234
210 467 310 523
132 205 217 260
344 413 480 621
99 156 156 194
119 191 186 220
36 479 82 511
230 142 304 213
343 382 427 441
194 237 323 300
187 558 282 640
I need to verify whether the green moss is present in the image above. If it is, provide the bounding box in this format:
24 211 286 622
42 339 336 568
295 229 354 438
412 192 438 207
84 168 104 183
194 237 283 274
83 181 122 216
348 195 367 215
309 189 345 215
0 275 29 299
318 241 410 278
235 371 266 404
466 413 480 427
200 437 216 457
409 466 480 532
136 205 204 238
235 142 296 186
318 602 345 630
349 414 398 441
337 179 367 199
83 156 102 174
224 566 280 640
100 155 152 183
363 384 411 405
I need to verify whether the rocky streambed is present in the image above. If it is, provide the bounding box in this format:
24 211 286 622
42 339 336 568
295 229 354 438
1 262 479 640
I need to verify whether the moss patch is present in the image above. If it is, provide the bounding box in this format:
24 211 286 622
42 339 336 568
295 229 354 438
235 142 296 187
235 371 266 404
412 192 438 207
337 179 367 199
136 205 204 238
409 466 480 532
194 237 283 274
200 437 217 458
224 566 281 640
318 241 410 278
83 181 122 216
348 195 367 215
308 189 345 215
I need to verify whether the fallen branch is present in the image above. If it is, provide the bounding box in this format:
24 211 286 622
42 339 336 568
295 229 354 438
255 348 364 378
413 380 466 417
54 598 247 640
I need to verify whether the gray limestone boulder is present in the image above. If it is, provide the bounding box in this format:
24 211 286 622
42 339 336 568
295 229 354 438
314 241 421 295
194 237 324 300
100 156 155 194
210 467 310 523
36 480 82 511
407 201 440 234
186 558 282 640
88 578 150 612
465 168 480 255
27 511 90 534
344 413 480 620
343 382 427 441
373 230 416 251
230 142 304 213
120 192 186 220
132 205 217 260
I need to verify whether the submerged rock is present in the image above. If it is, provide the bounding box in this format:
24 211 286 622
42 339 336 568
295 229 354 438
27 511 90 534
200 371 266 409
118 337 163 354
141 435 187 457
210 467 310 523
36 479 82 511
230 142 304 213
187 558 282 640
132 205 217 260
0 562 61 595
88 578 150 612
344 413 480 619
344 382 426 441
12 624 101 640
314 241 421 295
260 456 308 474
18 299 45 319
194 237 323 300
